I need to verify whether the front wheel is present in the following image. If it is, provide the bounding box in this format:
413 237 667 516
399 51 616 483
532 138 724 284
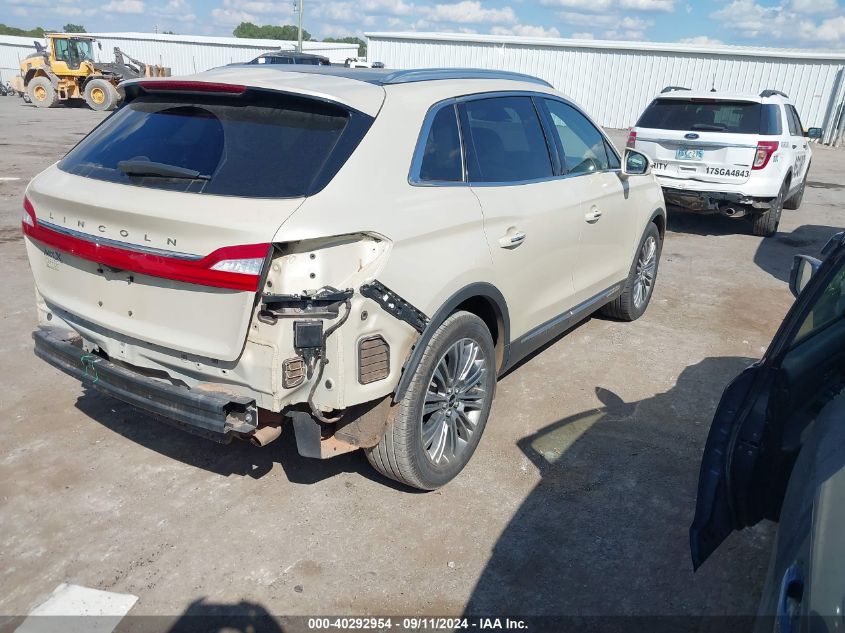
784 173 807 210
365 312 496 490
27 77 57 108
601 222 662 322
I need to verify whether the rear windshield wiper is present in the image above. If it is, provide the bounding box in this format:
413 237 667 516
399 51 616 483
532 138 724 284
118 160 210 180
690 124 727 131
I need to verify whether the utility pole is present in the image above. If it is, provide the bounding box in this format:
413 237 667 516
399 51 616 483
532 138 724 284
297 0 304 53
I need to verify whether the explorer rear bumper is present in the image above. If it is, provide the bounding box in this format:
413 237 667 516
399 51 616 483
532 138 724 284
33 326 258 442
661 187 774 214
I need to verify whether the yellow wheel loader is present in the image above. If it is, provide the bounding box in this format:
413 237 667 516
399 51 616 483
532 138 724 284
11 33 170 111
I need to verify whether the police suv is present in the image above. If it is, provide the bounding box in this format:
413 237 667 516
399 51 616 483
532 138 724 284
629 88 823 237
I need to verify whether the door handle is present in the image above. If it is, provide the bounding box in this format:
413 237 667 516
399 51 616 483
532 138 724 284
498 231 526 248
585 208 603 223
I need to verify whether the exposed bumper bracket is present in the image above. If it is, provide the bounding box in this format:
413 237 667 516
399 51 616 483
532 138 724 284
33 326 258 442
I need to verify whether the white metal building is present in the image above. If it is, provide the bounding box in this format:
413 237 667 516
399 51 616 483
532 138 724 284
368 32 845 146
0 32 358 82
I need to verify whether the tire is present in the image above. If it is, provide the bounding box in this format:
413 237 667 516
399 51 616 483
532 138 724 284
601 222 662 322
752 180 787 237
27 77 57 108
84 78 118 111
784 172 807 210
365 311 497 490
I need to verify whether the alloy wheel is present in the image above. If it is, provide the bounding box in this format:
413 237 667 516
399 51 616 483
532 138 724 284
633 235 657 309
420 338 489 465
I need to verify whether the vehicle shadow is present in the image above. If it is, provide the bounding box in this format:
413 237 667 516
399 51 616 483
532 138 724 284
753 224 841 283
465 357 773 625
73 388 411 490
666 210 748 237
165 598 287 632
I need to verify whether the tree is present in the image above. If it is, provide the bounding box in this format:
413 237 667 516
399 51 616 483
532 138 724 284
63 23 86 33
324 36 366 57
0 23 46 37
233 22 311 41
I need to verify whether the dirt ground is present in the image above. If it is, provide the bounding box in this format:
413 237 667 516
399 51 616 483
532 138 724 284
0 96 843 625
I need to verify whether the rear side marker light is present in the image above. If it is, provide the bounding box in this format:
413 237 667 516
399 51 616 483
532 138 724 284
627 129 637 148
753 141 779 170
21 195 269 292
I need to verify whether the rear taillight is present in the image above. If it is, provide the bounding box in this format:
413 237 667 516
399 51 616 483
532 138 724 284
21 196 270 291
627 129 637 148
753 141 779 170
22 196 36 229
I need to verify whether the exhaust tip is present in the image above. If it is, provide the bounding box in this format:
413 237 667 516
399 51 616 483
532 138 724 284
249 425 282 447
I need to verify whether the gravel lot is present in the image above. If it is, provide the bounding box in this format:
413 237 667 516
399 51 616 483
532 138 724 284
1 96 843 626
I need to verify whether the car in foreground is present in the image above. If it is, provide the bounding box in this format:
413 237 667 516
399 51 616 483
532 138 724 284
22 65 665 489
691 231 845 629
629 87 822 237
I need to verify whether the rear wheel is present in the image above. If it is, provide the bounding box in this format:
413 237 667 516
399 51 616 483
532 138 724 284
365 312 496 490
752 181 787 237
84 79 118 111
784 173 807 210
27 77 57 108
601 222 662 322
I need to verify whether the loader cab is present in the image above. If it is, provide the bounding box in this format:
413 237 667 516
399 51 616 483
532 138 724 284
47 34 97 73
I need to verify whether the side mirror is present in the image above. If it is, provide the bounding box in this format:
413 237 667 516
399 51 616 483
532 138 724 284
806 127 823 139
622 149 651 178
789 255 822 297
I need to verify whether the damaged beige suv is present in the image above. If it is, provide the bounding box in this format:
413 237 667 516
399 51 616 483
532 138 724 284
23 66 666 489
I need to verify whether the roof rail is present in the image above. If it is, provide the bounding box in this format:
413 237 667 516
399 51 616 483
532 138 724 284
661 86 691 94
381 68 553 88
760 89 788 99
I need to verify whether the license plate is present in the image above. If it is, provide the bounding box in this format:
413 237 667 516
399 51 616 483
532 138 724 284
676 148 704 161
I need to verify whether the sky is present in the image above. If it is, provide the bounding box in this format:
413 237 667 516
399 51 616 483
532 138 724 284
2 0 845 48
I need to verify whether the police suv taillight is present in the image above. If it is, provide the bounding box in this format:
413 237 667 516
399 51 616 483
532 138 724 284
752 141 779 170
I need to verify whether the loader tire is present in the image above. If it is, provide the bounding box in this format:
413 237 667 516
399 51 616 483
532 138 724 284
28 77 57 108
84 79 118 111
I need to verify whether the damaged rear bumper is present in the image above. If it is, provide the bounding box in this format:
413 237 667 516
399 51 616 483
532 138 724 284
33 326 258 442
661 187 775 214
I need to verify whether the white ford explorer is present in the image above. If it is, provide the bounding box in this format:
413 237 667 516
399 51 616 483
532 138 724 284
629 88 823 237
23 66 666 489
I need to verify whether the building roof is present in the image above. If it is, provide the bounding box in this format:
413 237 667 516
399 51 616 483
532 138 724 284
365 31 845 62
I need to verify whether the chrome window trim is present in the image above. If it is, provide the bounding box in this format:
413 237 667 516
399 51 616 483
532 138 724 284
38 220 202 260
409 90 624 188
408 98 469 188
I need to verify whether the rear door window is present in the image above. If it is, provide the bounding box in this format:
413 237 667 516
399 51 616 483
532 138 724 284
637 98 766 134
460 96 553 183
59 91 364 198
760 104 783 136
543 99 612 175
787 105 804 137
418 104 463 183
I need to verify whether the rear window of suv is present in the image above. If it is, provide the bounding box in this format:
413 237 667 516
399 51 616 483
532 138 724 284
636 98 782 135
59 91 368 198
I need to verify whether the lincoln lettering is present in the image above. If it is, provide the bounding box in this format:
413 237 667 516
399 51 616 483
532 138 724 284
47 212 176 247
